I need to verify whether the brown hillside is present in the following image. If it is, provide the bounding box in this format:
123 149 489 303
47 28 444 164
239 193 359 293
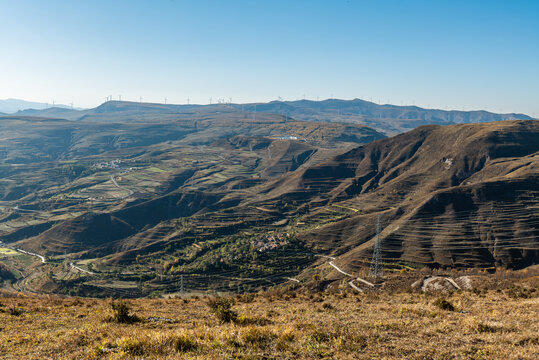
266 120 539 269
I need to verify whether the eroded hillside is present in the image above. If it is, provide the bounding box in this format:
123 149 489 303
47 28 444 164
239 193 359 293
0 115 537 297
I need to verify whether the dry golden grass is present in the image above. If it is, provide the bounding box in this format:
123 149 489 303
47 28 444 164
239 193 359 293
0 285 538 359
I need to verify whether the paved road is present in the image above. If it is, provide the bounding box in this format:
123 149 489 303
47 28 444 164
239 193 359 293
16 248 46 263
348 280 364 292
70 262 96 275
324 256 376 291
110 175 134 198
13 205 41 213
329 260 353 277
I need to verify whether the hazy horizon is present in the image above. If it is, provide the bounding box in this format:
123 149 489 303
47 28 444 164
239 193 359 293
1 97 536 117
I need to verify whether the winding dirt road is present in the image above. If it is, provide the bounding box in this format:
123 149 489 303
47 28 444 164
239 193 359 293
70 262 96 275
317 255 376 292
110 175 134 198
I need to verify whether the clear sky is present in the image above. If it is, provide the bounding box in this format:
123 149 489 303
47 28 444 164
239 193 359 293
1 0 538 116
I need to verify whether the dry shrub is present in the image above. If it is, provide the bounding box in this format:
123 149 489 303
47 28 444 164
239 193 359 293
237 293 255 303
505 285 537 299
207 297 238 323
241 326 276 348
433 298 455 311
322 302 335 310
475 322 503 333
117 337 145 355
236 315 272 326
173 334 198 352
7 307 24 316
276 330 295 351
515 336 539 346
110 301 140 323
110 332 198 356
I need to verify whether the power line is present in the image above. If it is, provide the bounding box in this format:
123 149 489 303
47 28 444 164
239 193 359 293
368 215 383 282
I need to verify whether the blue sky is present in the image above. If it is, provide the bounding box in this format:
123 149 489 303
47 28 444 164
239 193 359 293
1 0 538 116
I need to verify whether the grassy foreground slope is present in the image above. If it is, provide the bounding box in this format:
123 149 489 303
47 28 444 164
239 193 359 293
0 272 538 359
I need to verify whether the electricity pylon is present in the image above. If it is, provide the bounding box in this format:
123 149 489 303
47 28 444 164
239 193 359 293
368 215 384 283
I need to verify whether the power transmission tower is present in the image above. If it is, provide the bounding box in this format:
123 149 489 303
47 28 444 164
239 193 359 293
180 274 184 296
369 215 383 283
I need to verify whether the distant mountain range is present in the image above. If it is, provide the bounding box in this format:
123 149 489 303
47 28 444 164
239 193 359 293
0 98 82 114
3 98 531 135
237 99 533 134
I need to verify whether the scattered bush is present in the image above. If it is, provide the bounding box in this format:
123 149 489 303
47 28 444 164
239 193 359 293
110 301 140 323
7 307 24 316
476 322 502 333
433 298 455 311
207 297 238 323
237 293 255 303
242 327 276 347
505 285 537 299
276 328 296 350
515 336 539 346
322 302 335 310
173 334 197 352
117 337 144 355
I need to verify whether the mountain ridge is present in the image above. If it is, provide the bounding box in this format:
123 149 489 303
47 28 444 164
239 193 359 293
5 98 532 135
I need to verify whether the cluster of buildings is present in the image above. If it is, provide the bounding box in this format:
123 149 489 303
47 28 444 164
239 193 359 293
92 159 123 169
252 232 289 252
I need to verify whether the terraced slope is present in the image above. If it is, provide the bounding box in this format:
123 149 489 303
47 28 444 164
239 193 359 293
267 120 539 269
1 116 537 297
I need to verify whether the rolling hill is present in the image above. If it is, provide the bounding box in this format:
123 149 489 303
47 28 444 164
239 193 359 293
0 100 536 297
10 99 533 135
268 120 538 270
236 99 533 134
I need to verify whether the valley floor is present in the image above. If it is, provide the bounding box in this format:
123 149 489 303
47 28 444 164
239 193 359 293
0 282 538 359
